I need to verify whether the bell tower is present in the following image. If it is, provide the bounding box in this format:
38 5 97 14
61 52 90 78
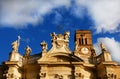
74 30 95 63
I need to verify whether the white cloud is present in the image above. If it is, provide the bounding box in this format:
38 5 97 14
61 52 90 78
0 0 70 28
1 0 120 33
70 4 85 19
75 0 120 33
94 37 120 63
52 11 63 24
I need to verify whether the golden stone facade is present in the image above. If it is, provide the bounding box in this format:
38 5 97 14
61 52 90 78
0 30 120 79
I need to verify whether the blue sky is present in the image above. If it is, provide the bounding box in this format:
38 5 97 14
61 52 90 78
0 0 120 64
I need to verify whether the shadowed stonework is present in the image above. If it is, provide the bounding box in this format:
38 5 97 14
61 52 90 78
0 30 120 79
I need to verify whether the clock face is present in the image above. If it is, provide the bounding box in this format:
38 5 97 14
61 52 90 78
81 47 89 54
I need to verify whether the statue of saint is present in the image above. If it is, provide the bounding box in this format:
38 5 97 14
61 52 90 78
50 32 57 40
40 41 48 52
24 46 32 57
75 41 78 51
91 47 96 57
11 36 20 52
64 31 70 40
100 43 107 51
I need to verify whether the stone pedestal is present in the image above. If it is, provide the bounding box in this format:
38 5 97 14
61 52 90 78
4 61 22 79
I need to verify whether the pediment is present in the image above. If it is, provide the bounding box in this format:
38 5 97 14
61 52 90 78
48 45 72 54
37 52 83 62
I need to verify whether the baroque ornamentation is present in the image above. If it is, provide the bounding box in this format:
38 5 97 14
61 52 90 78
107 74 117 79
39 73 46 77
50 31 70 48
54 74 63 79
75 73 84 78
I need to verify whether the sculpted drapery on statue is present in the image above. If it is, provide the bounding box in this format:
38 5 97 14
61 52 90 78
11 36 20 52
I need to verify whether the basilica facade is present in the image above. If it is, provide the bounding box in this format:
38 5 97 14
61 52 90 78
0 30 120 79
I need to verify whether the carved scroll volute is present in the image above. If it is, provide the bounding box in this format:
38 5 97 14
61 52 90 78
107 74 117 79
75 73 84 78
54 74 63 79
5 73 19 78
40 41 48 53
39 73 46 78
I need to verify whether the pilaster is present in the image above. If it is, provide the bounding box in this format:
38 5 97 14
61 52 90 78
39 65 48 79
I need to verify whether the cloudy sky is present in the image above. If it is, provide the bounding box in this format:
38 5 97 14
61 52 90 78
0 0 120 64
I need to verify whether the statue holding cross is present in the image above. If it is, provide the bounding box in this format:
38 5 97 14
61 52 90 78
11 36 21 52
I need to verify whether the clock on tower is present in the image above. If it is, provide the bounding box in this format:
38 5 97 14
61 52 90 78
74 30 93 57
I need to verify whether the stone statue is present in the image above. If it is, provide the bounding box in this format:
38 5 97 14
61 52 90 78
100 43 107 51
91 47 97 64
75 41 78 51
100 43 112 61
91 47 96 57
64 31 70 40
11 36 20 52
24 46 32 57
50 32 57 40
40 41 48 52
